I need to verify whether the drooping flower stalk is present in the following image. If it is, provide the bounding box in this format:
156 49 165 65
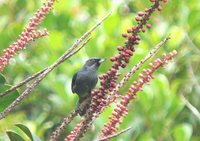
0 0 55 72
100 50 177 138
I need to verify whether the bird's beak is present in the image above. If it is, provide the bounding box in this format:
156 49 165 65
98 58 106 64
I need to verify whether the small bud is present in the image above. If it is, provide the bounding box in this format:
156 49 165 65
117 46 123 51
111 68 117 73
142 27 146 32
135 15 140 21
99 75 104 79
132 26 137 31
129 35 135 40
114 61 120 66
163 0 168 3
127 28 132 33
146 24 151 29
125 50 133 56
110 57 116 62
145 8 150 13
157 5 162 11
122 33 128 38
121 63 126 68
138 11 145 16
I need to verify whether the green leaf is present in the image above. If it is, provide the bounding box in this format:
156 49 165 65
6 131 25 141
15 124 34 141
15 124 41 141
0 84 19 112
0 73 6 88
173 123 193 141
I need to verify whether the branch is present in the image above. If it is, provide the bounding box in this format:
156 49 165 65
0 38 89 120
97 127 132 141
0 68 47 98
0 36 92 98
50 110 78 141
0 12 111 120
180 94 200 121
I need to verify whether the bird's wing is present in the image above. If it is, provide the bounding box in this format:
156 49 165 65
71 72 78 93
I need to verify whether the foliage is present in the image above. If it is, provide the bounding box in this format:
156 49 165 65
0 0 200 141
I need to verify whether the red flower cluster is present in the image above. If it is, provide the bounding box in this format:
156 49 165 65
65 0 172 140
65 121 83 141
100 50 177 137
0 0 55 72
91 0 168 118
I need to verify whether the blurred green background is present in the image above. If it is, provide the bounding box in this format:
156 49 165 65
0 0 200 140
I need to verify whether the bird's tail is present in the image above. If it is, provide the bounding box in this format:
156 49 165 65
75 96 92 116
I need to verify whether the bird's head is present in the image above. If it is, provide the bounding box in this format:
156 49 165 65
83 58 106 71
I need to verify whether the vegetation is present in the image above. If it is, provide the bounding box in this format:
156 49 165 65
0 0 199 140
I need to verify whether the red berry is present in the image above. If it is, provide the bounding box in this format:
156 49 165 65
129 35 135 40
142 27 146 32
110 57 116 62
103 74 108 78
130 46 135 51
108 70 112 75
99 75 104 79
163 0 168 3
126 50 133 55
122 33 127 38
138 11 145 16
117 46 123 51
136 35 141 40
111 68 117 73
124 57 129 63
145 8 150 13
127 28 132 33
134 41 140 44
121 63 126 68
158 5 162 11
135 15 140 21
114 61 120 66
115 55 120 59
132 26 137 31
100 80 105 85
146 24 151 29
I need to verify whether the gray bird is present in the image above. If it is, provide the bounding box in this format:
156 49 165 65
71 58 106 116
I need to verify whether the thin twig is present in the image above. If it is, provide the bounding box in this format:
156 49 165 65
96 127 132 141
0 37 91 98
50 110 78 141
0 38 89 120
0 68 47 98
0 12 111 120
180 94 200 121
107 36 171 104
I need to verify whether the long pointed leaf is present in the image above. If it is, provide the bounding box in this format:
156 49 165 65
6 131 25 141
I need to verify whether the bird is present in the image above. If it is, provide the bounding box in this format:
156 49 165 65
71 58 106 116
